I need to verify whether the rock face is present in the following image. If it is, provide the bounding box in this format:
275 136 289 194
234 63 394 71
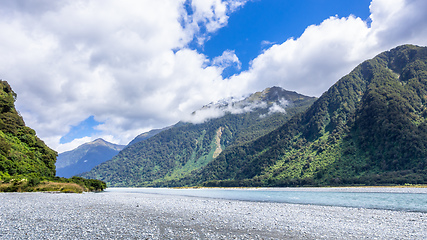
56 138 125 178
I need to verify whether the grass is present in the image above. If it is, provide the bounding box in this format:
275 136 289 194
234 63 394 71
33 182 85 193
0 180 85 193
0 176 106 193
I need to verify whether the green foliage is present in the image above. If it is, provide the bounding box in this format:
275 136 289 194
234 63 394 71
0 81 57 178
85 45 427 187
0 175 106 192
189 45 427 187
69 176 107 191
0 80 105 192
82 87 316 187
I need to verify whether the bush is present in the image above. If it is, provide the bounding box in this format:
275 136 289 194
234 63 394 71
27 176 40 187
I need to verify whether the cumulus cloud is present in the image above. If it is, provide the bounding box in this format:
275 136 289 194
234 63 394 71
212 50 242 70
0 0 249 152
1 0 427 153
183 0 249 45
231 0 427 97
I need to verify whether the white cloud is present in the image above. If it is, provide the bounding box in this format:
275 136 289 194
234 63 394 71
212 50 242 70
183 95 269 124
0 0 250 152
232 0 427 97
185 95 290 123
268 99 288 114
1 0 427 153
184 0 249 45
55 136 94 154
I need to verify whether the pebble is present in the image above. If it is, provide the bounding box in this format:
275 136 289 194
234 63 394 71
0 191 426 239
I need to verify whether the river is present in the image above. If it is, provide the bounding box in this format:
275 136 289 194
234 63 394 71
107 186 427 212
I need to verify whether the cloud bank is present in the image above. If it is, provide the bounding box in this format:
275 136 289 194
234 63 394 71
232 0 427 97
0 0 426 152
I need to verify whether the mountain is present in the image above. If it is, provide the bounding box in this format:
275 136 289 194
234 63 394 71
81 87 317 186
0 81 106 192
191 44 427 187
0 80 57 178
127 127 170 146
56 138 125 178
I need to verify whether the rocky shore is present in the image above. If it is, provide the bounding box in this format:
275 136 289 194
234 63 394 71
1 190 426 239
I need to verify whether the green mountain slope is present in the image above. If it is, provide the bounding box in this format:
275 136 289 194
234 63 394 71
127 127 169 146
0 81 106 192
0 81 57 179
194 44 427 187
82 87 316 186
56 138 125 178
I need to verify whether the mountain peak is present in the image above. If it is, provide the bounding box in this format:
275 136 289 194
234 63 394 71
55 138 126 177
90 138 108 145
186 86 316 124
83 138 124 150
197 44 427 187
81 86 316 187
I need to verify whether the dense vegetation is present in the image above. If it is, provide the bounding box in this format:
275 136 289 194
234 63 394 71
0 80 106 192
0 176 106 193
0 81 57 179
82 87 316 186
127 127 170 146
85 45 427 188
193 44 427 187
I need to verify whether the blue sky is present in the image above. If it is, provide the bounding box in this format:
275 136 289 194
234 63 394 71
60 116 102 144
200 0 372 76
1 0 426 152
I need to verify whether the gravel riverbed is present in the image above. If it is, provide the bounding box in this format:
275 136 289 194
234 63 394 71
1 190 426 239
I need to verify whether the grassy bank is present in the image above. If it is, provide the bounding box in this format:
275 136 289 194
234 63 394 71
0 175 106 193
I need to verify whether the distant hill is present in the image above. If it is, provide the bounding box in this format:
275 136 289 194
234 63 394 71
0 81 57 178
193 44 427 187
56 138 125 178
81 87 317 186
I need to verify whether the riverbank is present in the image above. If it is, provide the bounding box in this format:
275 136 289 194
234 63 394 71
0 176 106 193
1 190 426 239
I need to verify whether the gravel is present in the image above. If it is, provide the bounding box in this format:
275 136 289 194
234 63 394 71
0 190 426 239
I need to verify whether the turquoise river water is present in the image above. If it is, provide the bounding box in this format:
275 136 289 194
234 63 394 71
106 187 427 212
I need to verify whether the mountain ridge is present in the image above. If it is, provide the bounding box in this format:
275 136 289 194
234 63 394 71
56 138 125 178
193 44 427 187
81 86 317 186
83 44 427 188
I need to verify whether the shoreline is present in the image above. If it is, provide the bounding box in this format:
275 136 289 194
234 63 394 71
108 185 427 193
1 191 426 239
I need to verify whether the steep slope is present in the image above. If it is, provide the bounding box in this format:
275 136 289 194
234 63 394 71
82 87 316 186
127 128 168 146
56 138 125 178
0 81 57 179
195 44 427 187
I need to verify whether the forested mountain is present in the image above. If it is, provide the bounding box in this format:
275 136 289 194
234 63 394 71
0 81 57 178
127 127 170 146
191 44 427 187
81 87 316 186
56 138 125 178
0 81 106 192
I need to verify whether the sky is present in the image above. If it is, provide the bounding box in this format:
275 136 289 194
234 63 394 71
1 0 427 153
